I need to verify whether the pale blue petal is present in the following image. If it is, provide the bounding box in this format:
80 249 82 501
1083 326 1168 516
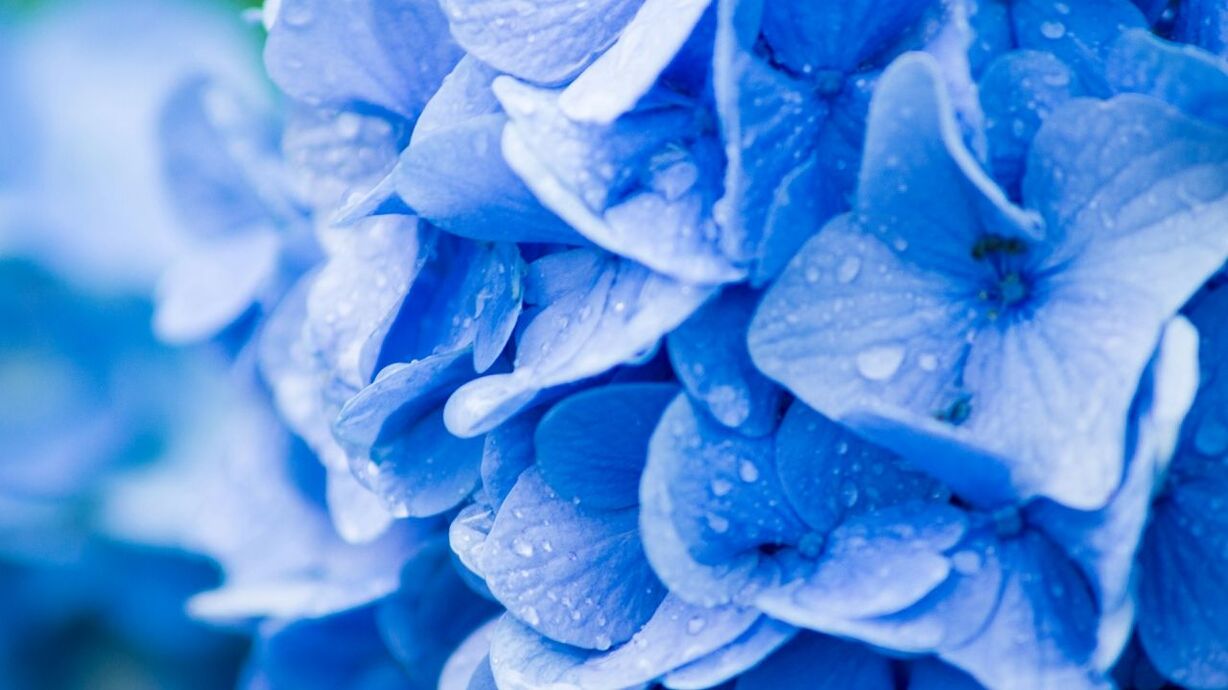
1106 29 1228 128
559 0 713 124
488 598 760 690
265 0 461 118
440 0 643 84
662 617 797 690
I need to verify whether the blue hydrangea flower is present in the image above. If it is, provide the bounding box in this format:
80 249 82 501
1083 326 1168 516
749 51 1228 510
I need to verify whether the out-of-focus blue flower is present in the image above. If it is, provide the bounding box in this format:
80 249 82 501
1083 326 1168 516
748 51 1228 510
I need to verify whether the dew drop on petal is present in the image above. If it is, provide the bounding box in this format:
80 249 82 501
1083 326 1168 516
837 256 862 284
738 460 760 483
856 344 906 381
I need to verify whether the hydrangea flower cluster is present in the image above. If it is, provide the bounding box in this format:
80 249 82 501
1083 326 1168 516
149 0 1228 688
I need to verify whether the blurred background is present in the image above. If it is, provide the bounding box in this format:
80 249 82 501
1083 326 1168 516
0 0 274 687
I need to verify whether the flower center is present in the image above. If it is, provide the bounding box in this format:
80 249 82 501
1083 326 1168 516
813 69 846 97
971 234 1032 320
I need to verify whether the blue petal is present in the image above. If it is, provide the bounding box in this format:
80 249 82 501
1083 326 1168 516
1173 0 1228 57
158 76 287 240
488 598 761 690
282 107 409 210
1027 317 1198 612
439 620 499 690
662 617 797 690
759 0 937 76
754 54 1228 510
1106 29 1228 129
445 251 713 437
667 287 784 436
479 468 665 650
712 17 832 284
305 216 420 389
376 232 518 368
640 394 807 604
265 0 461 118
450 502 496 585
978 50 1083 197
1136 286 1228 688
774 401 949 534
154 229 280 344
396 58 582 244
377 539 502 688
334 351 484 517
907 659 985 690
939 532 1108 690
497 78 744 284
735 633 894 690
244 607 408 690
439 0 643 84
536 383 678 511
559 0 713 124
471 242 525 373
754 503 966 628
1010 0 1146 94
480 408 543 509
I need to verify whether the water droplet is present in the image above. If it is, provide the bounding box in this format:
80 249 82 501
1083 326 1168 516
837 256 862 284
918 353 938 371
711 478 733 496
686 616 707 634
738 460 760 483
952 549 983 575
706 512 730 534
1195 417 1228 456
512 537 535 558
856 344 905 381
521 606 540 626
1040 21 1066 39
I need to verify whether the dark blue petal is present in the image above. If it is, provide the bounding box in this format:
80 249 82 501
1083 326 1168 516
536 383 677 511
979 50 1083 197
1106 29 1228 129
439 619 499 690
1010 0 1146 94
1173 0 1228 57
265 0 461 118
1136 285 1228 688
470 242 525 373
759 0 937 76
377 539 502 689
667 287 784 436
488 598 760 690
244 607 407 690
734 633 894 690
907 659 984 690
439 0 643 84
480 408 543 509
479 468 665 650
